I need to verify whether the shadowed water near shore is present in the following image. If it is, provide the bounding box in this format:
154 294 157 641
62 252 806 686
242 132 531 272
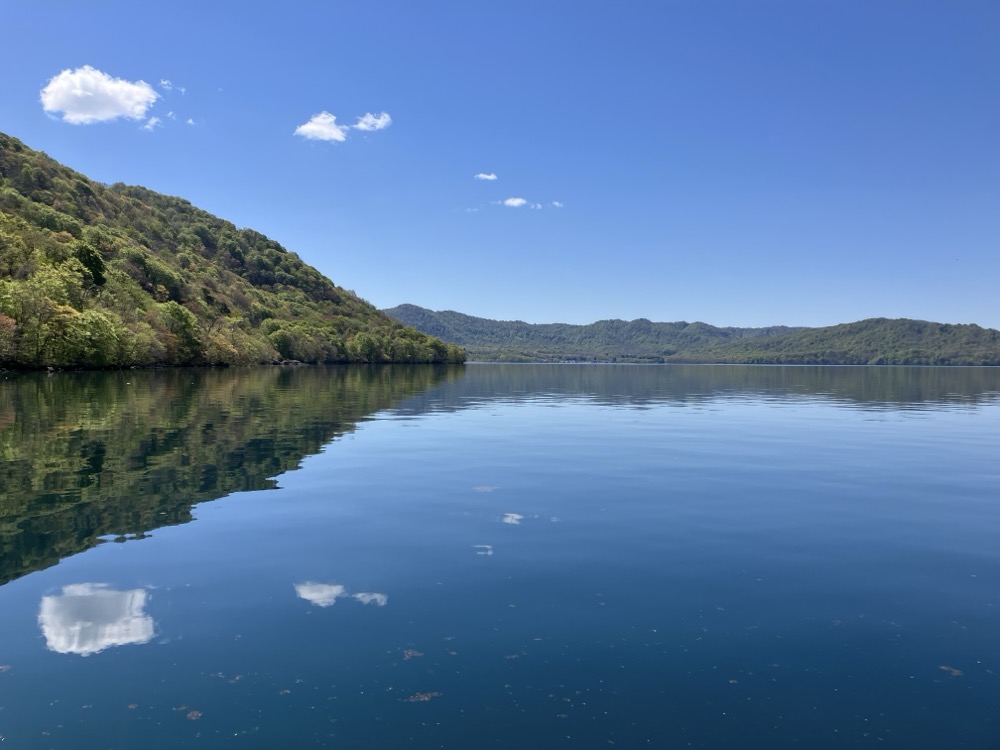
0 364 463 586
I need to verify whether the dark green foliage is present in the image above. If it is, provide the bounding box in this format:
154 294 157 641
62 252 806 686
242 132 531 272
0 364 463 585
0 132 465 368
385 305 1000 366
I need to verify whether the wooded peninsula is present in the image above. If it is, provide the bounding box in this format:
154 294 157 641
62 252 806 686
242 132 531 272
0 133 465 369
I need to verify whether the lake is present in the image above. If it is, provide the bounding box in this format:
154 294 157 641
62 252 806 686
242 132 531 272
1 363 999 749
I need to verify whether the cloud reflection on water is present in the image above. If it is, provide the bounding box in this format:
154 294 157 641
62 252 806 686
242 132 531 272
294 582 387 608
294 582 347 607
38 583 154 656
353 592 388 606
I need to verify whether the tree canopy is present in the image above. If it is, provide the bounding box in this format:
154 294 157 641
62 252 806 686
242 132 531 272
0 133 465 368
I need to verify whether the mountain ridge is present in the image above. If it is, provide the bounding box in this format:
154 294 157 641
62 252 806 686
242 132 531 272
384 304 1000 365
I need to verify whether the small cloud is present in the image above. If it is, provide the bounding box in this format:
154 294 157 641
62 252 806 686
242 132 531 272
503 197 527 208
40 65 158 124
502 512 524 524
551 201 564 208
186 118 195 126
474 173 498 181
159 79 173 91
295 111 348 142
294 582 346 607
465 207 480 213
142 116 161 131
166 111 176 120
353 592 388 606
530 202 542 210
352 111 391 131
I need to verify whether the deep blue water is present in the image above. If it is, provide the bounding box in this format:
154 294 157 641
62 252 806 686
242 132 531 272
1 364 999 748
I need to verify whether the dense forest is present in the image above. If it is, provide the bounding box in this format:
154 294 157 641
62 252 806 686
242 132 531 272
0 133 465 368
385 305 1000 365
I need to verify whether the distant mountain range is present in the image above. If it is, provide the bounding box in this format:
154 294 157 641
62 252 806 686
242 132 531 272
384 305 1000 365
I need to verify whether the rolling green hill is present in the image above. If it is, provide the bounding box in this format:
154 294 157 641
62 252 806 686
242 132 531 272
0 132 464 368
384 305 1000 365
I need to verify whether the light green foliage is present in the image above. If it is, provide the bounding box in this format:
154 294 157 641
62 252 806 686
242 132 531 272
0 132 465 368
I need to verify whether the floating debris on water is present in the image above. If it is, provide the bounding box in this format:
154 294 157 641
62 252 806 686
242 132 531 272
404 691 441 703
402 649 424 661
502 513 524 525
474 544 494 556
186 710 202 720
939 665 963 678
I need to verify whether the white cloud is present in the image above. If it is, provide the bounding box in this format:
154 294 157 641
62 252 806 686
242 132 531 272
503 197 527 208
295 582 347 606
295 112 348 142
530 202 542 210
353 112 392 131
551 201 564 208
160 80 186 95
38 584 154 656
142 116 161 131
465 207 480 213
186 118 195 126
353 592 388 606
475 173 498 181
40 65 159 125
502 512 524 524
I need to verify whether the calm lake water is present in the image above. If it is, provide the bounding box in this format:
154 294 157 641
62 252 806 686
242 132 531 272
2 363 1000 749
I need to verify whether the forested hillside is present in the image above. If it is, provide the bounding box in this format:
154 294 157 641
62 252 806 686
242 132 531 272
385 305 1000 365
0 133 465 368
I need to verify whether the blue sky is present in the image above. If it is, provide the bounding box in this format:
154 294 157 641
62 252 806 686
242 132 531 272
3 1 998 327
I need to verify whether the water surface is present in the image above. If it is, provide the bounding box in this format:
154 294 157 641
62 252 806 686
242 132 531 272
1 364 999 748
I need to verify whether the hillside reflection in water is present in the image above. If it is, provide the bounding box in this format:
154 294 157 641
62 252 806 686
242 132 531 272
0 363 998 749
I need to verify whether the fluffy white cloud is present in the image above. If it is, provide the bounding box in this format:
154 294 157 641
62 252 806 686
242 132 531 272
294 582 347 606
186 118 195 126
40 66 159 125
142 116 161 131
295 112 348 142
503 197 527 208
353 112 392 131
38 584 154 656
475 173 498 181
